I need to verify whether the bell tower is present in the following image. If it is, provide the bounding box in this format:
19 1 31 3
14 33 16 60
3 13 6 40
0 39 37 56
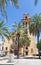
21 14 36 56
22 14 31 27
22 14 31 34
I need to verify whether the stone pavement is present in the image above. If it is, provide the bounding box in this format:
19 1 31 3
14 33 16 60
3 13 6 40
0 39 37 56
14 59 41 65
0 55 41 65
0 59 41 65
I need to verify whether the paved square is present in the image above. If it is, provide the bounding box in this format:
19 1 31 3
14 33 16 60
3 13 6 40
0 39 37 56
14 59 41 65
0 59 41 65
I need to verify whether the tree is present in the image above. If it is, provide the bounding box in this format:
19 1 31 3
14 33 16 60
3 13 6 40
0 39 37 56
35 0 38 5
0 0 38 18
12 22 22 58
0 20 9 40
37 39 41 59
12 22 30 58
29 13 41 44
37 39 41 51
29 13 41 58
20 25 30 47
0 0 19 19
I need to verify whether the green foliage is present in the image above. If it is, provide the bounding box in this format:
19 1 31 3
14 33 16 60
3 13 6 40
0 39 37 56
19 34 30 47
35 0 38 5
0 0 38 19
0 0 19 19
29 13 41 35
12 22 22 34
29 13 41 45
37 39 41 51
19 25 30 47
12 22 30 47
0 20 9 40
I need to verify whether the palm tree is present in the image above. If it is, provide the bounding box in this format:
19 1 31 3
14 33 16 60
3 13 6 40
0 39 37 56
20 25 30 46
29 13 41 58
20 27 30 56
12 22 30 58
0 21 14 62
35 0 38 5
0 20 9 40
12 22 22 58
0 0 19 18
37 39 41 59
0 0 38 19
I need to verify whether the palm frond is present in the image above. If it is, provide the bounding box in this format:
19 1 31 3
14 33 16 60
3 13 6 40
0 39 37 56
12 22 30 47
0 0 19 19
0 21 5 28
35 0 38 5
0 21 9 40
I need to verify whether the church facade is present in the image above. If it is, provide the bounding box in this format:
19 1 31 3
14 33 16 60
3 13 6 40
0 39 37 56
4 14 36 56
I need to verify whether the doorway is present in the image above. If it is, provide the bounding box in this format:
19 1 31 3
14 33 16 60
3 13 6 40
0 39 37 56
26 47 28 55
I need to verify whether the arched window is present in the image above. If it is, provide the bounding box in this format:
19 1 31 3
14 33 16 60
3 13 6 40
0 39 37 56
25 16 27 19
5 47 8 50
26 47 28 49
26 22 27 27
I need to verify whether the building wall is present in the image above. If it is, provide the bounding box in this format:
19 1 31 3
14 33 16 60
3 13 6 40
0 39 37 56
0 40 4 55
4 38 12 55
4 26 36 56
4 34 36 56
28 34 36 56
4 14 36 56
21 14 36 56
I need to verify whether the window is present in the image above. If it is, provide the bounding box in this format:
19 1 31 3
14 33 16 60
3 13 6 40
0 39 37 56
6 47 8 50
26 47 28 49
16 37 17 41
26 22 27 27
25 16 27 19
23 22 24 25
12 38 14 42
2 47 4 50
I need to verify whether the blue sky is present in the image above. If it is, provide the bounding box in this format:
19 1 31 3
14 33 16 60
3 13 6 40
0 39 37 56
0 0 41 43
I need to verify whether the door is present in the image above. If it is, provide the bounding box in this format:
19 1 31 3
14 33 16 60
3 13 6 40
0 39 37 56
26 47 28 55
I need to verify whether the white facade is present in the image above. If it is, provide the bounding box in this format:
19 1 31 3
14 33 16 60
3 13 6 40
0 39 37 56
0 40 4 55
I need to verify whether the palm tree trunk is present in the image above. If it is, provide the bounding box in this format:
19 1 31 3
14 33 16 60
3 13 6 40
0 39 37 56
37 30 39 44
35 0 38 5
37 30 40 59
17 36 19 59
2 36 3 41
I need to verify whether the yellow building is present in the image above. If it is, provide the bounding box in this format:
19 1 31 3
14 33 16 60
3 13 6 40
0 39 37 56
4 14 36 56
